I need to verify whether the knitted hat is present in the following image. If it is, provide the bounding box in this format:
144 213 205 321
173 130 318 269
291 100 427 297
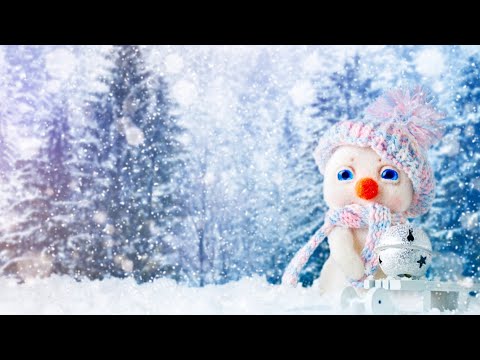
313 86 445 218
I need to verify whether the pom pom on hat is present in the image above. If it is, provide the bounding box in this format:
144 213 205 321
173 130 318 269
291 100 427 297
364 86 445 150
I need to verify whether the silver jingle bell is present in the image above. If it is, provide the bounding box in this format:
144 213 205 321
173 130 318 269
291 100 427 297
375 224 432 279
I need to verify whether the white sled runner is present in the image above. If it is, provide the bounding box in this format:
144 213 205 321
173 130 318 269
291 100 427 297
341 278 479 314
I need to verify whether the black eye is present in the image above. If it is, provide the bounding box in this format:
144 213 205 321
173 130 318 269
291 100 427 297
381 168 399 181
337 169 354 181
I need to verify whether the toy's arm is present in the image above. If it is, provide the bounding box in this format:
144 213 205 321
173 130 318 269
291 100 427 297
328 227 364 280
281 226 327 287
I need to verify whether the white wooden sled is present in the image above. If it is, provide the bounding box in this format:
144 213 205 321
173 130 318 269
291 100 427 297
341 279 479 314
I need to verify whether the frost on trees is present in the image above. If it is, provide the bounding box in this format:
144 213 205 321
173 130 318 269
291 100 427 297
75 45 187 282
423 54 480 282
0 45 476 287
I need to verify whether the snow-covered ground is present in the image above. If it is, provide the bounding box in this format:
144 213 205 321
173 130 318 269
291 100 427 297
0 276 479 315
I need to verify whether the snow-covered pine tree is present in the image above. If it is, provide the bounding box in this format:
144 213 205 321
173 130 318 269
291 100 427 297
227 49 287 283
268 109 328 286
423 55 480 280
180 131 218 286
0 99 73 280
230 111 263 280
81 45 152 279
51 99 109 279
262 110 306 284
42 99 74 256
178 116 246 285
0 119 14 181
0 50 14 179
60 74 120 280
2 46 53 130
172 48 268 285
110 45 155 281
0 157 52 278
82 45 180 282
136 77 188 282
181 124 248 285
311 54 380 126
0 123 14 263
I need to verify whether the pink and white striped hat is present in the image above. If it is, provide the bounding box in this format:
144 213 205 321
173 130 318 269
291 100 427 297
313 86 445 218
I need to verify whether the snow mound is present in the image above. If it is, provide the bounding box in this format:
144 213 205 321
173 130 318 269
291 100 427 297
0 276 478 315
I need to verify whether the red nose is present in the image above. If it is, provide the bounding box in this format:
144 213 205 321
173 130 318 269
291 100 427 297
355 177 378 200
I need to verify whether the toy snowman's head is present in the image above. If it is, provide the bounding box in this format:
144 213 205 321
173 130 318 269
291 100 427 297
313 87 445 218
322 145 414 213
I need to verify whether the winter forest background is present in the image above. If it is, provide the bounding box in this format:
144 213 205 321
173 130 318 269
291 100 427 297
0 45 479 288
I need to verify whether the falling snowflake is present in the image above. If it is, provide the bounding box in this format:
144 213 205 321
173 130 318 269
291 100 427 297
172 79 198 106
415 48 446 78
289 80 315 107
93 211 108 225
125 125 145 146
45 48 77 80
164 53 184 74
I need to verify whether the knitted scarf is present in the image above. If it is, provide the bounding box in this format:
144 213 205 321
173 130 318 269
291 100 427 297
281 203 406 288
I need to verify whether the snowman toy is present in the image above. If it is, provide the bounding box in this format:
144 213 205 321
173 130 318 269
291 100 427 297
280 87 480 314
